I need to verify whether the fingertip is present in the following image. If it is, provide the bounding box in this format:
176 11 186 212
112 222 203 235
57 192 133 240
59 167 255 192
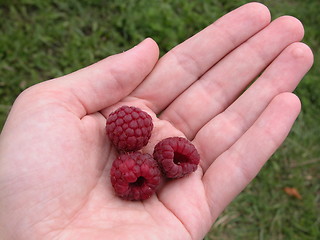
273 92 302 117
241 2 271 26
120 38 159 77
289 42 314 68
274 15 305 41
143 37 160 55
130 37 160 60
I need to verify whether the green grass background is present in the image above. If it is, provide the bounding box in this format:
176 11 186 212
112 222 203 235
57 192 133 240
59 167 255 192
0 0 319 239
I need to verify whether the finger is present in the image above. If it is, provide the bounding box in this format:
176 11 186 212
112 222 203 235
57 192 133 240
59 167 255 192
131 2 271 113
202 92 301 220
36 38 159 118
194 42 313 170
161 16 305 139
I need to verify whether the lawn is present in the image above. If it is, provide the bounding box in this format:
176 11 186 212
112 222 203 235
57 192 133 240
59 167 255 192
0 0 319 239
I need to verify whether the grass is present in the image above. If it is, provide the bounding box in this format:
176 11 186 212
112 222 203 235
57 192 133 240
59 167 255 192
1 0 319 239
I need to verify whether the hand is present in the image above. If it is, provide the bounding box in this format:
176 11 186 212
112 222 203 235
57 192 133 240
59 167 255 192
0 3 313 240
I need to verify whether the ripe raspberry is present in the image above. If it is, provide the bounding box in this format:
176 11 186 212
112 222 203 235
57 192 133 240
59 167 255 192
106 106 153 152
110 152 161 201
153 137 200 178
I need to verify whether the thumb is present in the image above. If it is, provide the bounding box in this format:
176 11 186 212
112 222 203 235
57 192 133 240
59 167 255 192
34 38 159 117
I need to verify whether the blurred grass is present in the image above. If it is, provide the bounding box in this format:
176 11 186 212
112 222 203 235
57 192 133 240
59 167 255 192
0 0 319 239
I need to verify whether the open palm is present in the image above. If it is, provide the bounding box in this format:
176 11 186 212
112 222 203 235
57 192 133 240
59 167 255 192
0 3 313 240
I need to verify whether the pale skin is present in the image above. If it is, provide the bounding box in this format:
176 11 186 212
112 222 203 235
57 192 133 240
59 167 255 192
0 3 314 240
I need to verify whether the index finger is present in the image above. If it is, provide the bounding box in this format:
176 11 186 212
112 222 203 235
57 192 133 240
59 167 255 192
131 2 271 113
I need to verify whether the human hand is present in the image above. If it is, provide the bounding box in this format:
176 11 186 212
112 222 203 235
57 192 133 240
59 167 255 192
0 3 313 240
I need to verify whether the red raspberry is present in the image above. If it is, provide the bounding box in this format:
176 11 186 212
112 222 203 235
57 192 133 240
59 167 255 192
106 106 153 152
110 152 161 201
153 137 200 178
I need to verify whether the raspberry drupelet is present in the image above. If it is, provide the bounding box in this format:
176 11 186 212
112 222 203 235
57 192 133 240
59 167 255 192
110 152 161 201
106 106 153 152
153 137 200 178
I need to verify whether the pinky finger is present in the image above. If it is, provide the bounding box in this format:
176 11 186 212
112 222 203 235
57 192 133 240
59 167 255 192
202 92 301 221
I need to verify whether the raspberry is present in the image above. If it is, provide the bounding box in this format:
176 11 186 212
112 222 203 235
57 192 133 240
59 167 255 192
106 106 153 152
153 137 200 178
110 152 161 201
